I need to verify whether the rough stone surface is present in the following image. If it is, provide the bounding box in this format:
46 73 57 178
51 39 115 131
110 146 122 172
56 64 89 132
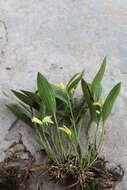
0 0 127 189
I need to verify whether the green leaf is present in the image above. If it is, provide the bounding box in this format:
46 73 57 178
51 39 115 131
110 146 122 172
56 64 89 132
52 85 68 104
102 82 121 122
76 115 84 138
12 90 40 110
11 90 33 106
7 105 33 127
39 101 46 120
81 79 97 122
17 101 32 115
66 71 84 93
91 57 106 100
67 73 80 86
95 84 102 101
21 90 41 103
37 72 56 113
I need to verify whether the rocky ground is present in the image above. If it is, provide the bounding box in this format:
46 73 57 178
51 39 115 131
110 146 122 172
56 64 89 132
0 0 127 189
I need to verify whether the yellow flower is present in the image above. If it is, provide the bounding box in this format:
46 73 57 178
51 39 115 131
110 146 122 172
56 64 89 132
32 116 54 125
58 125 72 136
93 98 105 107
32 117 43 125
55 83 65 90
93 102 102 107
42 116 54 124
96 110 101 115
93 99 106 116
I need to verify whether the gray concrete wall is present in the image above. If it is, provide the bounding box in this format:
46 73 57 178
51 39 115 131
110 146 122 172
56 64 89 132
0 0 127 189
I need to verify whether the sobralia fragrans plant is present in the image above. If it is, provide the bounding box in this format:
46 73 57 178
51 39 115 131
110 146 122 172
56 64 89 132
7 57 124 190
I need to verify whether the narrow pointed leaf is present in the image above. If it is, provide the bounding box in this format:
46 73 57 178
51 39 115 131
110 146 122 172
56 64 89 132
21 90 41 103
37 73 56 113
95 84 102 101
12 90 40 110
67 73 80 87
11 90 33 106
102 82 121 122
81 79 97 122
66 71 84 93
17 101 32 114
76 115 84 137
7 105 33 127
92 57 106 99
52 85 68 104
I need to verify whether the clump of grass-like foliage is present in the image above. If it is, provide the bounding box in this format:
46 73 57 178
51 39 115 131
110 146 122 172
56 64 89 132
6 57 124 189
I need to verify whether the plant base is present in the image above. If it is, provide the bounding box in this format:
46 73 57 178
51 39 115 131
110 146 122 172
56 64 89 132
48 156 124 190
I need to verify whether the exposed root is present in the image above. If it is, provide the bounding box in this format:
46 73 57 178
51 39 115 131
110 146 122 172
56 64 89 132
48 156 124 190
0 136 124 190
0 134 45 190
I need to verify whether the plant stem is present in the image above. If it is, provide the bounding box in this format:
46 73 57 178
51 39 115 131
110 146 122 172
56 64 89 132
53 112 66 161
34 123 56 161
66 92 83 164
87 118 92 135
94 122 99 149
97 121 105 153
66 92 79 144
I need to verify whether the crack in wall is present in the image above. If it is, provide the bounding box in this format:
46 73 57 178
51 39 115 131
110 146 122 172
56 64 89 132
0 20 8 55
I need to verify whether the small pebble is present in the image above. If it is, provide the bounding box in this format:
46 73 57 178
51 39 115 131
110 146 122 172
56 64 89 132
5 67 11 70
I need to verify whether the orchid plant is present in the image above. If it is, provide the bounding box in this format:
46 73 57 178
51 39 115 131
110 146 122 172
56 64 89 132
7 58 123 189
